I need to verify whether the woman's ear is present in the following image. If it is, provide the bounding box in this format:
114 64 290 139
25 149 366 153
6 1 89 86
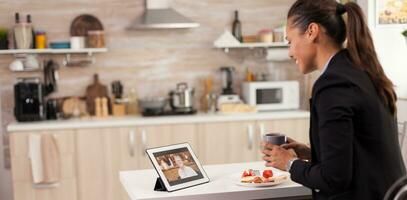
305 22 320 43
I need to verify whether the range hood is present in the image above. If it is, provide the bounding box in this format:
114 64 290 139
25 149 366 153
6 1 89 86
129 0 199 29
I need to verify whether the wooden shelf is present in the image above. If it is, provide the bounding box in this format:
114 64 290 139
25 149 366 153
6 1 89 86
0 48 108 55
214 42 288 49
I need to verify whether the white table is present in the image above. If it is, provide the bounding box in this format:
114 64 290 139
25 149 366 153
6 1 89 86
120 162 312 200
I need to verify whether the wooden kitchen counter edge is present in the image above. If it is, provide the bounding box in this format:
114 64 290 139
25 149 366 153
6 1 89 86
7 110 310 132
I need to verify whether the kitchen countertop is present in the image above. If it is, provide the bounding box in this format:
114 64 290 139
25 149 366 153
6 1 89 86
7 110 310 132
120 161 312 200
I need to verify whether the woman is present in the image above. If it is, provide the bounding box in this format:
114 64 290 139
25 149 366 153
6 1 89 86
262 0 406 199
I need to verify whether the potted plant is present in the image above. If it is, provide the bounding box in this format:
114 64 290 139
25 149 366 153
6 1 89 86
403 29 407 46
0 28 8 50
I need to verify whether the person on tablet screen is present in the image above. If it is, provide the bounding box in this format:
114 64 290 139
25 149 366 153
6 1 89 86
174 155 197 179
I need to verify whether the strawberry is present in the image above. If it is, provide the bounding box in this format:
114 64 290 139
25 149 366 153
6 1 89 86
242 169 255 178
262 169 273 178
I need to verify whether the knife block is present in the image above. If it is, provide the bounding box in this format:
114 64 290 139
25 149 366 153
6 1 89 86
112 103 126 116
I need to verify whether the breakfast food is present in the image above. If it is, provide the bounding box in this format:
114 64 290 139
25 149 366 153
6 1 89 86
240 169 287 184
262 170 273 178
241 169 255 178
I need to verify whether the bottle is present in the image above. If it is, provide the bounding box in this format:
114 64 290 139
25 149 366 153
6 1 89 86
246 67 254 82
35 31 46 49
15 13 20 24
127 88 139 115
232 10 242 42
27 14 36 49
11 13 19 48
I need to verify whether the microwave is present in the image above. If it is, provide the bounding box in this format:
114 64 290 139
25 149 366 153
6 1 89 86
242 81 300 111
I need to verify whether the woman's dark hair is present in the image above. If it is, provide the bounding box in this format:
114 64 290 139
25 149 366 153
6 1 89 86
288 0 397 116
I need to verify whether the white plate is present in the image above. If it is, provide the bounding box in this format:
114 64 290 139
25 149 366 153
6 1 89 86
233 170 290 187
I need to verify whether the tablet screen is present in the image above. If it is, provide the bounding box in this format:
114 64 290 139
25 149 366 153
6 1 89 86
146 143 210 192
153 147 204 186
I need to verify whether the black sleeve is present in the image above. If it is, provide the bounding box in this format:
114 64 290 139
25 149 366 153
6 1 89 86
289 85 355 195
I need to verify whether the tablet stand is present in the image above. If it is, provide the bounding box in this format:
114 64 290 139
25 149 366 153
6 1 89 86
154 177 167 191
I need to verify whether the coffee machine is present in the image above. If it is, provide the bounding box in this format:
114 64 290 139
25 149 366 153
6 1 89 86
217 67 242 110
14 78 44 122
220 67 235 95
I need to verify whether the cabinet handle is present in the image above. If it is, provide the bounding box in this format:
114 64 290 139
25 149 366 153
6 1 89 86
247 124 254 150
141 129 147 156
128 130 136 157
259 123 266 142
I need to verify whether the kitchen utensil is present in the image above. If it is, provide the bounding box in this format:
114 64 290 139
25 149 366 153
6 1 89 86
253 170 261 176
43 59 59 95
9 58 24 71
85 74 109 115
86 30 105 48
24 54 40 70
101 97 109 117
112 103 126 116
258 29 273 43
138 97 168 113
49 42 70 49
14 77 44 122
169 82 195 113
242 35 258 43
264 133 286 145
111 80 123 99
45 99 58 120
62 97 88 118
70 14 104 37
126 88 140 115
220 66 236 95
14 22 33 49
232 10 242 42
62 54 94 67
207 93 217 113
70 36 85 49
273 28 285 43
201 76 213 112
216 94 242 110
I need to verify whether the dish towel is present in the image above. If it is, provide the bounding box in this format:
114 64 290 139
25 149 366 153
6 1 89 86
29 134 61 184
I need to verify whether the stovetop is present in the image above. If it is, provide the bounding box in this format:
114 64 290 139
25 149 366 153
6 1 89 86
141 109 197 117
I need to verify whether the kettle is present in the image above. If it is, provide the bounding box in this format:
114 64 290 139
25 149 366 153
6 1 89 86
169 82 195 112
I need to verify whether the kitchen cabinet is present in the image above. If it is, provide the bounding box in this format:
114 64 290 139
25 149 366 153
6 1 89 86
8 114 310 200
75 128 112 200
75 124 199 200
198 119 310 165
256 119 310 160
136 124 199 169
198 121 260 165
257 119 310 144
75 127 139 200
9 130 77 200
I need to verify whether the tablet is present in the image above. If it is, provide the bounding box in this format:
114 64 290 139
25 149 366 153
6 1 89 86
146 143 210 192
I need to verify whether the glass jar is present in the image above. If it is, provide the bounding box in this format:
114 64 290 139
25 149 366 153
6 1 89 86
35 31 46 49
86 30 105 48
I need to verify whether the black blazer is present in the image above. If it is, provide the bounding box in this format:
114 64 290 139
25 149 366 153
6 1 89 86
289 50 406 200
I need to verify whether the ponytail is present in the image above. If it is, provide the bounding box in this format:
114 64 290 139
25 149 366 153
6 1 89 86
343 2 397 116
288 0 397 116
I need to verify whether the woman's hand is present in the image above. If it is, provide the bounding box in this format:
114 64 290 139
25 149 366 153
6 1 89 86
262 143 297 171
281 137 311 160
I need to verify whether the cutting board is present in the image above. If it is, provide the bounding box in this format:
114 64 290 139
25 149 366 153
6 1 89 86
86 74 109 115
